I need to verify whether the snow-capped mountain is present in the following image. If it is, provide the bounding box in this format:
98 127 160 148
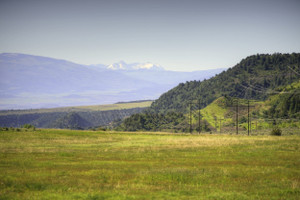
0 53 225 109
107 61 163 71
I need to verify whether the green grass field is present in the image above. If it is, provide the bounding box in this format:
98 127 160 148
1 129 300 199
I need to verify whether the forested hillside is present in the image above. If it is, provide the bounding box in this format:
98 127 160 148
266 81 300 119
119 53 300 132
119 83 300 132
150 53 300 113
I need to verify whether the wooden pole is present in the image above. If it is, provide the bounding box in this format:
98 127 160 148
236 99 239 135
198 100 201 134
189 103 192 134
248 100 250 136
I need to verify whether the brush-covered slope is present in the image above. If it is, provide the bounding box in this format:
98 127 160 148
194 79 300 128
119 82 300 132
265 80 300 119
150 53 300 113
200 81 300 130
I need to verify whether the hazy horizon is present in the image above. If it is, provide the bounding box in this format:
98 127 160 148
1 0 299 71
1 52 230 72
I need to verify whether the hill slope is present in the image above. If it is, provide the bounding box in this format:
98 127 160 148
265 80 300 119
119 53 300 132
150 53 300 113
119 83 300 132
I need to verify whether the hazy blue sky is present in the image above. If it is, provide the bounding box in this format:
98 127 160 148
0 0 299 71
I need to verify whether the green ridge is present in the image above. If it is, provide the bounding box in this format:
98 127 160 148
120 53 300 132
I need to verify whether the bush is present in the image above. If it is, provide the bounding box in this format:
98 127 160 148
22 124 36 130
271 127 282 136
0 127 9 131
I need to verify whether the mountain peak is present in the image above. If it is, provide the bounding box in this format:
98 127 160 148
107 61 164 71
136 63 163 70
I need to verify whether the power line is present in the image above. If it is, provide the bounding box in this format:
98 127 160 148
240 82 299 95
288 66 300 76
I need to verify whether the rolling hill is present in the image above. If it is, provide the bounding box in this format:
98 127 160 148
120 53 300 132
149 53 300 113
120 83 300 132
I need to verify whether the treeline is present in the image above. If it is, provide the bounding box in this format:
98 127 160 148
117 112 187 132
150 53 300 113
116 111 215 132
0 107 146 129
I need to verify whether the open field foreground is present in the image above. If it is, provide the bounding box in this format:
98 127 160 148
1 130 300 199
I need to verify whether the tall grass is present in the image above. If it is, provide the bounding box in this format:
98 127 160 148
1 129 300 199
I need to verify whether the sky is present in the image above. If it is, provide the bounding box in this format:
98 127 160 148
0 0 300 71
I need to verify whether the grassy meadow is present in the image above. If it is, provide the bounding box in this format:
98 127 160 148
1 129 300 199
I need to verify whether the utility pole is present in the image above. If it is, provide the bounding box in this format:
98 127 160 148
219 118 224 133
229 98 254 135
198 100 201 134
215 117 217 131
188 100 203 134
189 103 192 134
250 110 252 134
256 121 257 131
236 99 239 135
248 100 250 136
247 100 254 135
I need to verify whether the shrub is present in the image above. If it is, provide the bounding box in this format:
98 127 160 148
271 127 282 136
0 127 8 131
22 124 36 130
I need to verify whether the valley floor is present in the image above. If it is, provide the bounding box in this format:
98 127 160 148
0 129 300 199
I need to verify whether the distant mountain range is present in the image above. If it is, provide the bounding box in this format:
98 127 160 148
0 53 225 110
106 61 164 71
